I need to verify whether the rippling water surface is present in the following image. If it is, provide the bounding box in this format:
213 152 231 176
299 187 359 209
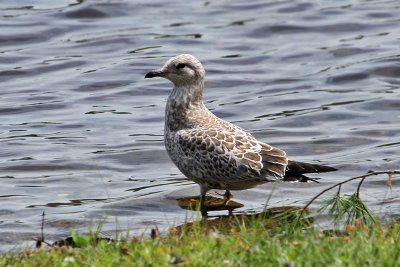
1 0 400 252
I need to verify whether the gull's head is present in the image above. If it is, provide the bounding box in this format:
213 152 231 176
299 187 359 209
145 54 205 87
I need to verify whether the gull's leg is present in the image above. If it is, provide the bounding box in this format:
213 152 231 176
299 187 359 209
222 190 233 206
199 184 208 216
228 209 233 216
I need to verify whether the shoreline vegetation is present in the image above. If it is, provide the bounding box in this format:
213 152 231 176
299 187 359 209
1 171 399 266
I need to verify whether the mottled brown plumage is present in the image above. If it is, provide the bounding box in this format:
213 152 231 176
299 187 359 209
145 54 336 214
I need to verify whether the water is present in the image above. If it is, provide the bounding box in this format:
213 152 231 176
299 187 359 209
1 0 399 252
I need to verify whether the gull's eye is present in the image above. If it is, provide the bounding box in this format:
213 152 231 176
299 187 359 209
176 63 186 69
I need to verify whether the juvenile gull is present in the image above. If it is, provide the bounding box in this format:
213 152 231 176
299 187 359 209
145 54 336 214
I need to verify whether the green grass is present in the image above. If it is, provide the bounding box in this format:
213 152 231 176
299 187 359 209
2 213 400 267
3 171 398 266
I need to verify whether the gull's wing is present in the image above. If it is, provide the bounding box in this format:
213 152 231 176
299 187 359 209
176 127 287 182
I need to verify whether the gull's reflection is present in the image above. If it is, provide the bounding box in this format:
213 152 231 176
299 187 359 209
172 201 312 234
177 195 310 219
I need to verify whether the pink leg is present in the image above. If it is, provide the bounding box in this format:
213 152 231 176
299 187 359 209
222 190 233 206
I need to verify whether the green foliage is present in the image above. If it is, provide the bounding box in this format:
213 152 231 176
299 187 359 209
2 215 400 266
346 193 376 225
71 229 90 247
319 192 376 227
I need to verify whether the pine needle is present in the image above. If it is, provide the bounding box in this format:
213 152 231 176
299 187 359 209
319 193 375 227
387 172 393 191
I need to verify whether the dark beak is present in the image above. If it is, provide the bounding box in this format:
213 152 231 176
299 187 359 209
145 70 163 78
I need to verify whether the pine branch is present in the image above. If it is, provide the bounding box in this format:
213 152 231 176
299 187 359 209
297 170 400 223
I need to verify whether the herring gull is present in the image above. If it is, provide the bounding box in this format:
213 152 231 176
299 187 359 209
145 54 336 215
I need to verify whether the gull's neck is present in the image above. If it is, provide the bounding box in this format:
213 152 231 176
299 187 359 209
165 80 205 131
170 79 204 104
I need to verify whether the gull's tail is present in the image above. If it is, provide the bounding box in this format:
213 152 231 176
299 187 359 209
283 160 337 183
